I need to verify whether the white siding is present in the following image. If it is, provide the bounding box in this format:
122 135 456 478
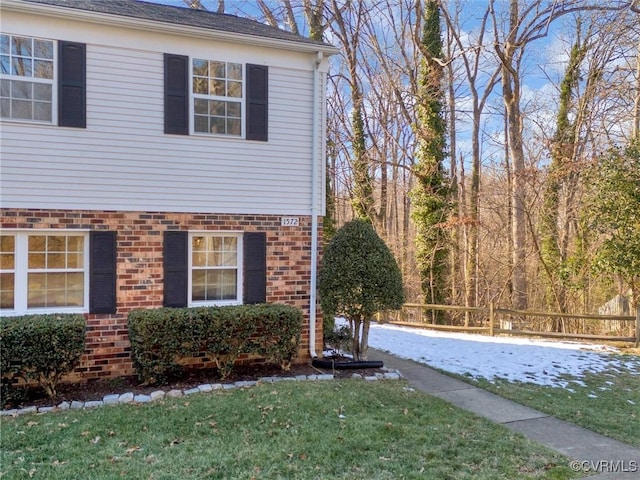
1 10 326 215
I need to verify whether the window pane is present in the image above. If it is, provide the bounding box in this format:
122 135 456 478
227 102 241 118
48 253 66 269
11 36 32 56
0 253 13 271
192 252 206 267
210 79 224 96
33 82 51 101
222 251 237 266
34 101 51 122
68 236 84 252
227 63 242 80
227 118 241 136
194 98 208 114
192 284 205 301
34 39 53 59
193 77 207 95
0 273 14 309
0 79 9 97
29 253 45 269
211 61 225 78
0 98 9 117
11 99 31 119
67 252 83 269
0 235 15 252
209 237 222 251
0 253 14 269
210 117 225 134
28 273 46 307
207 252 221 266
194 115 208 133
34 59 53 79
0 35 9 55
209 100 225 116
47 236 65 251
227 81 241 98
193 58 208 76
66 288 84 307
29 235 46 251
12 80 32 99
0 55 9 75
192 269 206 285
66 273 84 306
12 57 32 77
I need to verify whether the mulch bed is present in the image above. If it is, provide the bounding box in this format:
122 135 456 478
2 361 386 411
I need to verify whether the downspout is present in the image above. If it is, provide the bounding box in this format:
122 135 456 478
309 51 323 358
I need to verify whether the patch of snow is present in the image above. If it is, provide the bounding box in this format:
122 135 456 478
366 322 640 388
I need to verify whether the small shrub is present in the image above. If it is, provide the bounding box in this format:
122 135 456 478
319 219 405 360
128 304 303 385
324 323 352 355
0 314 86 398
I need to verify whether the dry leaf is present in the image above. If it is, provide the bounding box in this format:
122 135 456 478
90 436 101 444
26 421 38 427
125 445 141 455
81 431 90 437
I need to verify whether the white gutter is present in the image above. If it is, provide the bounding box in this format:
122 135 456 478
309 51 323 359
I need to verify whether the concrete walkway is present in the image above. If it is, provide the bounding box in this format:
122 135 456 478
370 349 640 479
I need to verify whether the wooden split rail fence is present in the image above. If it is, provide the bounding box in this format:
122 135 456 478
377 303 640 347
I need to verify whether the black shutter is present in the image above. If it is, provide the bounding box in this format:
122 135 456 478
58 41 86 128
246 64 268 141
164 231 188 307
89 231 117 314
164 53 189 135
243 232 267 304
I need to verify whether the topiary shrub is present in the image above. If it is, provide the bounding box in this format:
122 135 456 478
319 219 405 360
128 304 303 385
0 314 86 398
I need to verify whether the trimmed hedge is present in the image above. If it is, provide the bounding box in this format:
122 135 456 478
128 304 303 384
0 314 86 398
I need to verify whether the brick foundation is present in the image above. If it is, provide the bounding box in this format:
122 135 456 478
1 209 323 382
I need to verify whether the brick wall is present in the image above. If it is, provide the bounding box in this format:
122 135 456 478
1 209 323 381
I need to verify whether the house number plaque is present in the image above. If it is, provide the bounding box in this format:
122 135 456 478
281 217 300 227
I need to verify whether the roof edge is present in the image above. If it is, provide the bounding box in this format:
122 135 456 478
2 0 340 55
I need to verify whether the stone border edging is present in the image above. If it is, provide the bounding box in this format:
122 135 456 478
1 369 403 417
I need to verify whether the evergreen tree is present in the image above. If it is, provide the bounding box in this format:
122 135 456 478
319 219 404 360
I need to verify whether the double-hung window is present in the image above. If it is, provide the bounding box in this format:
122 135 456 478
192 59 243 136
164 54 266 140
0 232 89 315
0 34 54 122
190 233 242 305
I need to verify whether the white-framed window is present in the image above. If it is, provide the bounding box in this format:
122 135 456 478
189 233 242 305
0 33 55 123
0 232 89 315
192 58 243 136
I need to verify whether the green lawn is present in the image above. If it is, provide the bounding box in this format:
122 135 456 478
461 354 640 447
1 380 578 480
